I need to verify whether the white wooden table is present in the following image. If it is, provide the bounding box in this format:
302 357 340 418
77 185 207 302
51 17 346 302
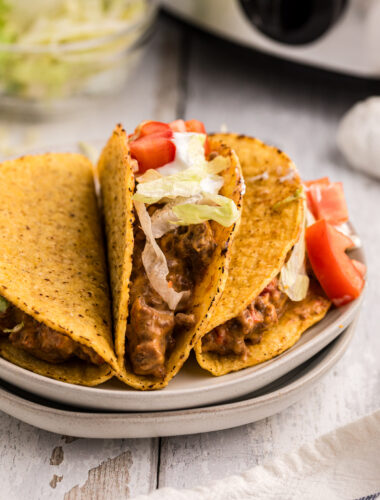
0 13 379 500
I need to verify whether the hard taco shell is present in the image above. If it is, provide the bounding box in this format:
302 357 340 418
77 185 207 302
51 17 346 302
195 134 331 375
98 127 244 389
0 153 118 385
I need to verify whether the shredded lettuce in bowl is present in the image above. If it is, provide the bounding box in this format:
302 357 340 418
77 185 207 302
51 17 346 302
0 0 151 100
0 0 148 46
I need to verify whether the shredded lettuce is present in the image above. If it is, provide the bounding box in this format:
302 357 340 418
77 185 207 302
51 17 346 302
173 194 239 227
132 131 240 307
279 197 309 301
134 201 186 310
0 295 9 313
134 164 239 227
272 187 303 212
0 0 149 99
149 197 200 238
205 155 232 175
134 135 229 205
149 201 179 239
0 1 15 44
149 192 239 237
137 169 162 184
133 139 236 231
1 0 147 45
134 166 226 205
134 167 215 204
3 322 23 334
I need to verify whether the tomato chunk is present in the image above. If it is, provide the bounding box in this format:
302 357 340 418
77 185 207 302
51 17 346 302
169 119 187 132
130 118 209 172
351 259 366 278
305 178 330 214
306 219 364 306
129 135 176 173
304 177 330 188
307 181 348 225
185 119 207 134
333 228 355 252
138 121 172 138
184 119 209 155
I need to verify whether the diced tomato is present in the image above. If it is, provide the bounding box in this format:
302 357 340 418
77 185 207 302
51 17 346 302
130 118 210 171
304 178 330 214
185 119 207 134
305 178 329 216
214 327 223 344
204 138 211 157
184 119 210 155
303 177 330 188
169 119 187 132
129 135 176 173
306 219 364 306
351 259 366 278
138 121 172 138
333 229 355 252
170 119 207 134
307 181 348 225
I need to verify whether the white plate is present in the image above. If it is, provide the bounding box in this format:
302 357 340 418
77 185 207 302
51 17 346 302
0 282 363 411
0 319 357 438
0 141 367 411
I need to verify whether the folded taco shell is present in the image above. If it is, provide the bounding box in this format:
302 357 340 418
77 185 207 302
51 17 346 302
0 153 118 385
98 126 244 389
195 134 331 375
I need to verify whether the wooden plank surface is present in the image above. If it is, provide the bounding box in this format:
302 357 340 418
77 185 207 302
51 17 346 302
0 13 379 499
0 414 158 500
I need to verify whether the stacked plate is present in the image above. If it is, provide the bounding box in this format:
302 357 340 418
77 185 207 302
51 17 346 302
0 140 366 437
0 288 363 438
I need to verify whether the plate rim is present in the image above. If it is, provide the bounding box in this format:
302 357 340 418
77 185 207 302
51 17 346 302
0 291 363 399
0 319 356 438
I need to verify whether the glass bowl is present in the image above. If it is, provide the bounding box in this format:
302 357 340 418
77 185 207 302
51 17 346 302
0 0 157 116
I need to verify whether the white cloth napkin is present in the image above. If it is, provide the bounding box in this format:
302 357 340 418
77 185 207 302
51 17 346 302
133 410 380 500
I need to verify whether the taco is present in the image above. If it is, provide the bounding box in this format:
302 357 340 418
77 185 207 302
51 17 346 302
195 134 332 376
0 153 118 386
98 121 244 389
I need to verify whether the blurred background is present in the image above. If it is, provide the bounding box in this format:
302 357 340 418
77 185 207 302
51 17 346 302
0 0 379 179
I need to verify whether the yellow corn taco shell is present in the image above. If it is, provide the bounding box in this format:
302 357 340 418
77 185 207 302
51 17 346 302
195 134 331 375
98 126 244 389
0 153 118 386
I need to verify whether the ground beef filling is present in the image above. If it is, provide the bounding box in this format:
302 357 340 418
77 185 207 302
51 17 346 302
127 220 217 378
202 278 287 359
0 305 104 365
